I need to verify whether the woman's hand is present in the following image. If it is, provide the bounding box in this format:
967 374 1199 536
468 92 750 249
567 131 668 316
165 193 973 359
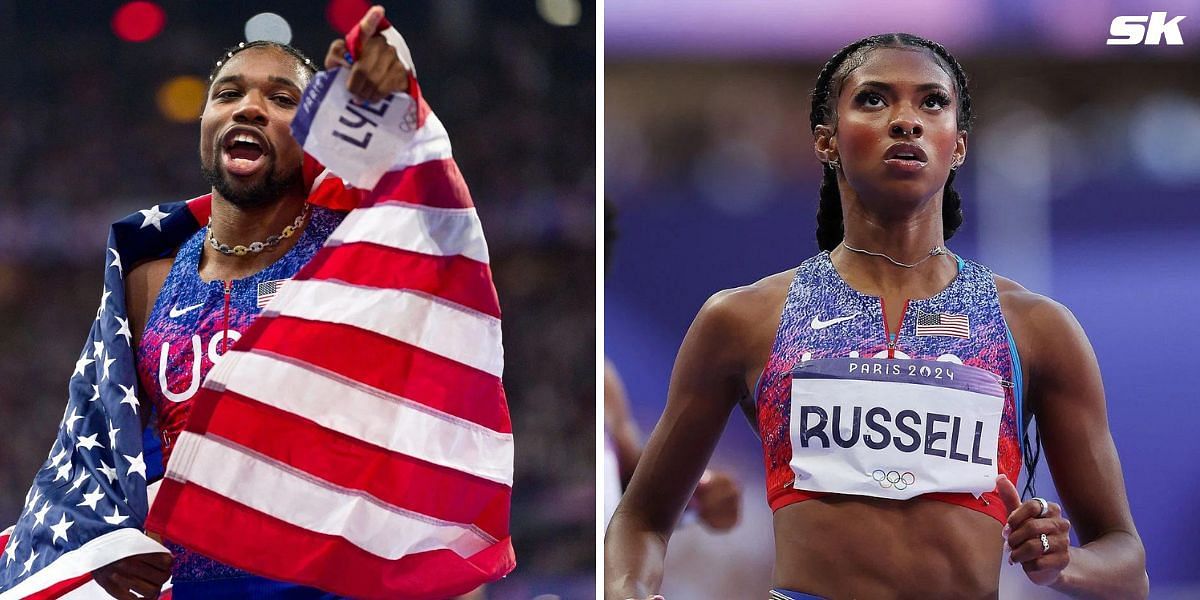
996 474 1072 586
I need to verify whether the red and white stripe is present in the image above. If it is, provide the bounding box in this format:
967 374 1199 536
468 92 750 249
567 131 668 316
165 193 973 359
145 28 514 599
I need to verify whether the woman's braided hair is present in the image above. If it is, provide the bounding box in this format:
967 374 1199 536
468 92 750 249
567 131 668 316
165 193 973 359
810 33 973 252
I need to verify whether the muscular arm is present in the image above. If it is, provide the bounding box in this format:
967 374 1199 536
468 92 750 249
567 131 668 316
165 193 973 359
123 257 172 428
603 288 753 599
999 278 1148 598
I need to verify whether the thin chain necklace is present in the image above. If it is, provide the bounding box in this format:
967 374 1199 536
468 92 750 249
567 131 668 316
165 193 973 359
208 204 310 257
841 241 950 269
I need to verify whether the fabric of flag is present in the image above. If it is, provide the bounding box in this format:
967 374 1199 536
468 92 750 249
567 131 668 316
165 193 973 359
2 520 174 599
142 21 514 600
255 279 287 309
915 311 971 339
3 20 512 600
0 196 198 598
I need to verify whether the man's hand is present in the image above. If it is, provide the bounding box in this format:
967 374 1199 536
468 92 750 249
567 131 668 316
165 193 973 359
997 474 1072 586
92 552 172 600
693 470 740 531
324 5 410 103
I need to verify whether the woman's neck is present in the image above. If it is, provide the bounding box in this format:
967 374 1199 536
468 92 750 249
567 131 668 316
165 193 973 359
833 189 957 299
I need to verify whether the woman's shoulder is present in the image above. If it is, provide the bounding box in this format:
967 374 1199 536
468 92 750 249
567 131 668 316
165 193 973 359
705 268 795 315
993 274 1075 325
692 268 796 341
681 268 797 372
993 273 1091 370
704 252 832 310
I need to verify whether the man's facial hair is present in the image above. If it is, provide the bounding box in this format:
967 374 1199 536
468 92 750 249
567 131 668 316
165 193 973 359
200 156 301 210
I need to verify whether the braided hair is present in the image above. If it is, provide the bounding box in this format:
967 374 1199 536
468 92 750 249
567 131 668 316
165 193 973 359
208 40 318 87
810 33 971 253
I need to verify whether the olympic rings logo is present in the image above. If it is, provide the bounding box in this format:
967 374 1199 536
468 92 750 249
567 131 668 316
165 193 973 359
872 469 916 490
398 105 419 133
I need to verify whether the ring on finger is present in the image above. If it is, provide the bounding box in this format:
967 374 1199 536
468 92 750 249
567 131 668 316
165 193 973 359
1040 533 1050 555
1032 496 1049 518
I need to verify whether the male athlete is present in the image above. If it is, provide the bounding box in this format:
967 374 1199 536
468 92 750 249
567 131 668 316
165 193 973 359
84 8 484 599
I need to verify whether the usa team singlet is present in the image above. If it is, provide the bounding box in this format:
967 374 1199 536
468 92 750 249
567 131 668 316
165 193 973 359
135 205 345 595
755 252 1025 524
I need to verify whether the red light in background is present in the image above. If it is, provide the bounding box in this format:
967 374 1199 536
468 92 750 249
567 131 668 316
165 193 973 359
112 1 166 43
326 0 371 35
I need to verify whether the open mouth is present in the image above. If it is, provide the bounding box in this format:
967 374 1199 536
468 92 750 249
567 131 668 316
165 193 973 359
221 129 269 177
884 143 928 172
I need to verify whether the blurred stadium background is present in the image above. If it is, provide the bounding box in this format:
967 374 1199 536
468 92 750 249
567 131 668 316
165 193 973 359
605 1 1199 598
0 1 594 598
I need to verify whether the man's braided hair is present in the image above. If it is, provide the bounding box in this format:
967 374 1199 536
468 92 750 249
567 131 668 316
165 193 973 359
208 40 318 86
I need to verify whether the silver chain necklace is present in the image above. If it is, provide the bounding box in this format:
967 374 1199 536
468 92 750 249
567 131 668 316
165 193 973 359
841 241 950 269
208 204 310 257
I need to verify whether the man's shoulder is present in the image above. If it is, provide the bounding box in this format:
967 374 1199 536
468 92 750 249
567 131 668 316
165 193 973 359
126 257 174 291
125 256 176 344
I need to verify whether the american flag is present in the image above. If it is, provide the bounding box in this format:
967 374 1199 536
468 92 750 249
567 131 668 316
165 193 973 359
0 197 188 598
915 311 971 339
255 279 287 309
3 21 513 600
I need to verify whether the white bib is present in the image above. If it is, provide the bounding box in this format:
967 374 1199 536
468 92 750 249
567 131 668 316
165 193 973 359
292 66 422 189
788 357 1004 500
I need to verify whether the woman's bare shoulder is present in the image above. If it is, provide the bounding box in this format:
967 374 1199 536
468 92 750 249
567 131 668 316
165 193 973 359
993 274 1079 333
993 273 1094 379
700 268 796 328
682 268 798 370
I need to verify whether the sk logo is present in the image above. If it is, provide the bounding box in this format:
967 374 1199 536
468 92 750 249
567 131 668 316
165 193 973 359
1108 12 1187 45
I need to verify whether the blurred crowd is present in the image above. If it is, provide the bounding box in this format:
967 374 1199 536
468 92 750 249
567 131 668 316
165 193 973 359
606 58 1200 222
0 0 595 591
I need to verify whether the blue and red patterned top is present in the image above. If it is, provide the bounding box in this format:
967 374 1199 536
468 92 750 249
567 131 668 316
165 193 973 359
134 206 344 592
754 252 1025 524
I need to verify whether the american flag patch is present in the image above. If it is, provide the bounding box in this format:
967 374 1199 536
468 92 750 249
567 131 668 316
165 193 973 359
256 278 287 309
916 311 970 338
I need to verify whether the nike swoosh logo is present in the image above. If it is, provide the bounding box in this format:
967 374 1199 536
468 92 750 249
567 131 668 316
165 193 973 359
169 303 205 319
811 314 858 330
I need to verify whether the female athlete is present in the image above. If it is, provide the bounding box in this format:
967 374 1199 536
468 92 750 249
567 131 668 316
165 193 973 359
604 33 1146 600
